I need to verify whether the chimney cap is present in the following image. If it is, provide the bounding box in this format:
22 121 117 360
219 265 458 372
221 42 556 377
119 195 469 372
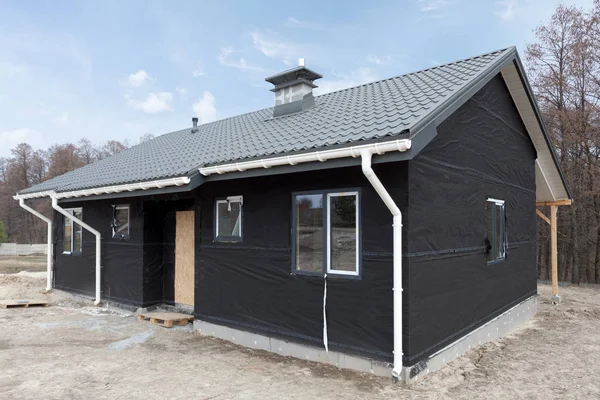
265 65 322 88
192 117 198 127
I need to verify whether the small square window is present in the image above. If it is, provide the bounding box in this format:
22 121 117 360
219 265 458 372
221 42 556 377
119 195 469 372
485 198 505 263
215 196 242 241
112 205 130 239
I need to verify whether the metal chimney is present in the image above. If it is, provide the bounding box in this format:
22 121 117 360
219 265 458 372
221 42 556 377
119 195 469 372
265 59 322 118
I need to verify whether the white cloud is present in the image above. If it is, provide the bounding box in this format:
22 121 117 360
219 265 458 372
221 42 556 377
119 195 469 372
0 128 42 150
315 67 378 95
285 16 324 30
0 61 26 79
127 70 152 87
416 0 450 20
418 0 449 12
38 105 69 124
176 87 187 96
192 91 217 124
495 0 518 21
192 60 204 77
53 111 69 124
218 47 266 71
367 54 392 65
127 92 173 113
250 31 304 66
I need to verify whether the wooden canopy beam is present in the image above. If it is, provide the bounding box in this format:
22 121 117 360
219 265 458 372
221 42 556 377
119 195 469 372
536 209 551 225
536 199 572 207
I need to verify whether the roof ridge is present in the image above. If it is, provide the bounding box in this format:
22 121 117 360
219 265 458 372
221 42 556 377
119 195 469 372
309 46 514 98
166 47 515 133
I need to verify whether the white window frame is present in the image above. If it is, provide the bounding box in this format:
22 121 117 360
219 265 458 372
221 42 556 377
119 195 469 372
326 191 360 276
486 198 506 263
112 205 130 238
63 207 82 254
215 195 243 242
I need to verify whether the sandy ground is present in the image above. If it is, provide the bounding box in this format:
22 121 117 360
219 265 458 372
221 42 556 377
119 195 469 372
0 259 599 399
0 255 46 274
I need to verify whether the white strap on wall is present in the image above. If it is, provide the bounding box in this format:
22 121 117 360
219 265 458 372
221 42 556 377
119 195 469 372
323 274 328 352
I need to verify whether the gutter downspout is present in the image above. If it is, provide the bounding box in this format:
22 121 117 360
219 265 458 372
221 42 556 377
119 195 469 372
51 196 102 305
360 149 403 381
16 198 53 292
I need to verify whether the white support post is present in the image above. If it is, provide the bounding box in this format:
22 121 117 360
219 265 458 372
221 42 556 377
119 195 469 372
16 198 53 292
51 196 102 305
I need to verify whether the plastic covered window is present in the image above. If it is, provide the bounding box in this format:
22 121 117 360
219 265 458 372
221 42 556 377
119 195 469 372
215 196 243 241
485 198 505 263
63 208 82 253
112 205 130 239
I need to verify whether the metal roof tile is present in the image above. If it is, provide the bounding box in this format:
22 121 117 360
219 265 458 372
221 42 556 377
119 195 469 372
20 48 511 194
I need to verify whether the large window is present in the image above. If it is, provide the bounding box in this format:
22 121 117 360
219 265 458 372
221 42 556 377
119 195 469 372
63 208 82 254
112 205 130 239
215 196 243 242
293 190 360 277
485 198 505 263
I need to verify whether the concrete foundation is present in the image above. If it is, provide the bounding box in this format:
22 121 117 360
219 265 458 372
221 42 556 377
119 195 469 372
402 294 538 382
194 295 538 382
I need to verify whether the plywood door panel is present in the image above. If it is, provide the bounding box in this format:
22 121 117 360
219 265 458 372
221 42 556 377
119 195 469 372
175 211 195 305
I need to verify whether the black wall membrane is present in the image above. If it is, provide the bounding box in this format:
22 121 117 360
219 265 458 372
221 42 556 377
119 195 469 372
195 165 409 362
53 198 145 305
405 74 537 364
53 194 195 307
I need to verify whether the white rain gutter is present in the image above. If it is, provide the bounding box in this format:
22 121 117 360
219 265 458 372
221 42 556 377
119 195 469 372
199 138 411 380
50 195 103 305
199 140 411 176
14 176 191 201
359 149 403 380
15 198 53 292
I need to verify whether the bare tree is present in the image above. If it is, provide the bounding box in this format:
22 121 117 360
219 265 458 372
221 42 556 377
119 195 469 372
526 2 600 284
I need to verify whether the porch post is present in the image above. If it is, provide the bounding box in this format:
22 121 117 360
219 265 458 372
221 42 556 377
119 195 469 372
550 205 558 301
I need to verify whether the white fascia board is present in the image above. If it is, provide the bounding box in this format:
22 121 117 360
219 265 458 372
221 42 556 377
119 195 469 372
199 139 412 176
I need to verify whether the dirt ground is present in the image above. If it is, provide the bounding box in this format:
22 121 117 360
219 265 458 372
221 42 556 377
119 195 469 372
1 258 599 399
0 255 46 274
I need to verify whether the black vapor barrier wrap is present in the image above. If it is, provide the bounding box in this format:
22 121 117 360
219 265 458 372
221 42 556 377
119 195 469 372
196 165 409 363
53 194 195 308
405 73 537 364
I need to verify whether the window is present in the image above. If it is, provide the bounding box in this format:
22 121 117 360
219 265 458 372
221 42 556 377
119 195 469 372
485 198 505 263
63 208 82 254
215 196 242 241
293 190 360 277
112 205 130 239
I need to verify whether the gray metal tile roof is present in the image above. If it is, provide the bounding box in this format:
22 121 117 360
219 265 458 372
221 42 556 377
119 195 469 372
21 47 512 195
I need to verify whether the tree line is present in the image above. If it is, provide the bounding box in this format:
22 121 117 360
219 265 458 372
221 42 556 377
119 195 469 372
2 2 600 285
0 135 154 244
527 1 600 284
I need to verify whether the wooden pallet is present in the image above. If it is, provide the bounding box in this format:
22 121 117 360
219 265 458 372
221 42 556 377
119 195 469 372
137 311 193 328
0 299 49 309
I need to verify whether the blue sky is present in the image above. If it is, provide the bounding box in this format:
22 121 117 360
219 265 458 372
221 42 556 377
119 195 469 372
0 0 594 156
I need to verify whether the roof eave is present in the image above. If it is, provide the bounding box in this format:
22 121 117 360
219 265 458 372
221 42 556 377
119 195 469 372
14 174 198 202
